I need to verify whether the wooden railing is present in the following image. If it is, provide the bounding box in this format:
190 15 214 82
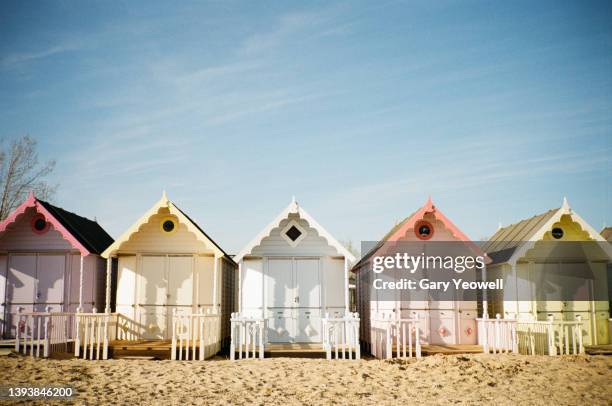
229 313 265 360
14 307 75 358
171 308 221 360
477 314 518 354
371 314 421 359
322 312 361 360
74 309 110 360
477 314 584 355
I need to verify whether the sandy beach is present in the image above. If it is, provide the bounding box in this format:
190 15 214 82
0 353 610 405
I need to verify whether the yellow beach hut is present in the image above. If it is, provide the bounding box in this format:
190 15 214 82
101 192 237 359
483 198 611 347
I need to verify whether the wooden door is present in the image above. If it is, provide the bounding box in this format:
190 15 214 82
35 254 65 312
6 254 37 336
138 256 167 339
166 255 193 335
266 258 294 342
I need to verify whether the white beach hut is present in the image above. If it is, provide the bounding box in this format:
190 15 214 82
231 198 357 358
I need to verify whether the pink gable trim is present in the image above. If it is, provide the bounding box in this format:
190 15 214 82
386 197 472 243
354 197 489 271
0 192 90 256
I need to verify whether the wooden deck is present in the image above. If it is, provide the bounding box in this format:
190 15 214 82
109 340 174 359
420 344 484 355
585 344 612 356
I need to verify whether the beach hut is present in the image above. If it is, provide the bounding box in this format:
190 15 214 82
352 197 483 357
483 198 611 347
101 193 236 358
0 192 113 338
231 198 357 358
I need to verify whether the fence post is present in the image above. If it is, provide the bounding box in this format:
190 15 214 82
171 308 177 361
102 313 109 360
354 313 361 360
74 311 81 358
230 313 236 361
258 319 264 359
481 313 489 353
547 315 555 356
15 306 23 353
43 306 51 358
494 314 501 354
385 321 392 359
415 314 421 358
576 315 584 354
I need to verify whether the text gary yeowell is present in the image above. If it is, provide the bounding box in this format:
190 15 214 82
370 253 503 291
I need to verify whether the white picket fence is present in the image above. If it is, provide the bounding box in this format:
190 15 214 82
171 308 221 360
477 314 584 355
230 313 265 360
370 314 421 359
74 309 111 360
14 307 75 358
477 314 518 354
322 312 361 360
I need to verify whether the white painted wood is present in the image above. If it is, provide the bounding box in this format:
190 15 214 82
252 216 339 257
116 256 137 319
7 254 37 305
138 255 167 339
167 255 193 306
295 258 320 308
114 211 215 255
196 255 214 306
266 259 294 309
241 259 263 311
104 258 111 313
78 255 84 312
0 255 7 336
0 208 72 252
35 255 64 307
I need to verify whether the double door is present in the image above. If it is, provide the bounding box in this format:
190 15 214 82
4 254 65 336
266 258 321 343
137 255 193 339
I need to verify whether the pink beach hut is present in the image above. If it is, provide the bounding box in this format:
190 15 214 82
353 197 484 357
0 192 113 338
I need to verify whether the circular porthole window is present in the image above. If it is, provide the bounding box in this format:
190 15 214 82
159 216 178 234
414 220 434 240
161 218 176 233
551 227 564 239
31 214 49 235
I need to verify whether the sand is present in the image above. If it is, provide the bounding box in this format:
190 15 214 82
0 353 610 405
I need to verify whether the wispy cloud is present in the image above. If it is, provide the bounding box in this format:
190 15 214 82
1 41 82 68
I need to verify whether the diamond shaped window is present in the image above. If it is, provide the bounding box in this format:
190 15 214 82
285 225 302 242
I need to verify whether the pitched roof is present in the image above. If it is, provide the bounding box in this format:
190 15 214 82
102 192 233 262
481 208 558 255
483 198 611 265
354 197 483 269
233 198 356 264
0 192 114 255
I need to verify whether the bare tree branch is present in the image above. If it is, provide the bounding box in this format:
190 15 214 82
0 136 57 220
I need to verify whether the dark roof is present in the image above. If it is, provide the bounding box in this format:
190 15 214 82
172 204 235 264
38 200 114 255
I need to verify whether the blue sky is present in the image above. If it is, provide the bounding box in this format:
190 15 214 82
1 1 611 253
